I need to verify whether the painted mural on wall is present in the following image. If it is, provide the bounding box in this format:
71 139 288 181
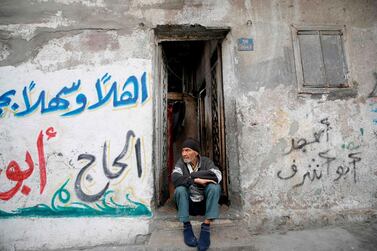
0 59 153 218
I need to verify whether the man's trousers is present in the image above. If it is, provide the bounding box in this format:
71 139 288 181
174 184 221 223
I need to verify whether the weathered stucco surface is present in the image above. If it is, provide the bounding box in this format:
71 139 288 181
229 0 377 231
0 0 377 249
237 85 377 231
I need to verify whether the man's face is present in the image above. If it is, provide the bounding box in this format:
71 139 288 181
182 147 198 164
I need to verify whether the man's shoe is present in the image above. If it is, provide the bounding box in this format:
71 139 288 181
197 223 210 251
183 222 198 247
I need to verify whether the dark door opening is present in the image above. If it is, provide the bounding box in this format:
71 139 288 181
154 25 230 209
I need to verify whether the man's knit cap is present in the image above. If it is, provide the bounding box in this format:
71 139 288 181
181 138 201 153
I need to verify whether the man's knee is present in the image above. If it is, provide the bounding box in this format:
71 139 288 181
206 184 221 195
174 186 188 198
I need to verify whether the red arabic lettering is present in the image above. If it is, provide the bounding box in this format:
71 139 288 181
21 184 31 195
37 131 46 194
0 127 57 201
46 127 57 140
0 151 34 200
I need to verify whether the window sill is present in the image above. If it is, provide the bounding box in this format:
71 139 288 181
298 86 358 100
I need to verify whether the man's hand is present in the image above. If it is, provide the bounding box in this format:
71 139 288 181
194 178 217 186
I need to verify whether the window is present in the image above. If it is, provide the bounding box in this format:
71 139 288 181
292 26 349 93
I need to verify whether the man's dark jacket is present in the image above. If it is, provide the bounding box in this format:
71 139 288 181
172 156 222 188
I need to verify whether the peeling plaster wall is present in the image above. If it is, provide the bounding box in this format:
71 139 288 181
231 0 377 232
237 87 377 231
0 0 377 249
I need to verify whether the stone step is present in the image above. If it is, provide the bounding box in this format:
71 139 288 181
151 217 245 230
146 202 250 250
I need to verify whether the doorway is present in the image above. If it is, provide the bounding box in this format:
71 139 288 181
154 25 230 208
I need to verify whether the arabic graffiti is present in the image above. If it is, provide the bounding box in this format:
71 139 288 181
278 152 361 188
284 118 331 155
0 72 149 118
278 118 362 188
0 127 57 201
75 130 143 203
0 129 151 218
0 179 152 218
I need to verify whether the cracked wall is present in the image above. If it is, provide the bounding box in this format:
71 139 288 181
229 0 377 232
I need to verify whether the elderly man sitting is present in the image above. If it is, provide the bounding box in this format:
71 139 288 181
172 138 222 251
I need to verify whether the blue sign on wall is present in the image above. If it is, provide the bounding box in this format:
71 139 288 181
238 38 254 51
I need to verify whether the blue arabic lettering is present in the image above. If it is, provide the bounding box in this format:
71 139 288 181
141 72 148 103
117 75 139 107
88 73 118 110
15 81 46 117
43 80 81 114
0 89 16 116
1 71 149 118
88 72 148 110
15 80 81 117
62 93 87 117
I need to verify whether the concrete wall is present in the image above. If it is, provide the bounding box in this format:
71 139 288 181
0 0 377 249
230 0 377 232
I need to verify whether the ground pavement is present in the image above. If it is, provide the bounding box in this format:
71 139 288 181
52 205 377 251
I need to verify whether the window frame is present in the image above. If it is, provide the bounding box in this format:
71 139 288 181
291 25 351 94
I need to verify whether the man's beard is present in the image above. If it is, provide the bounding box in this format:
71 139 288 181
183 158 191 164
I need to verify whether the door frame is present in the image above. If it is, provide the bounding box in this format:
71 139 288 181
153 25 231 207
